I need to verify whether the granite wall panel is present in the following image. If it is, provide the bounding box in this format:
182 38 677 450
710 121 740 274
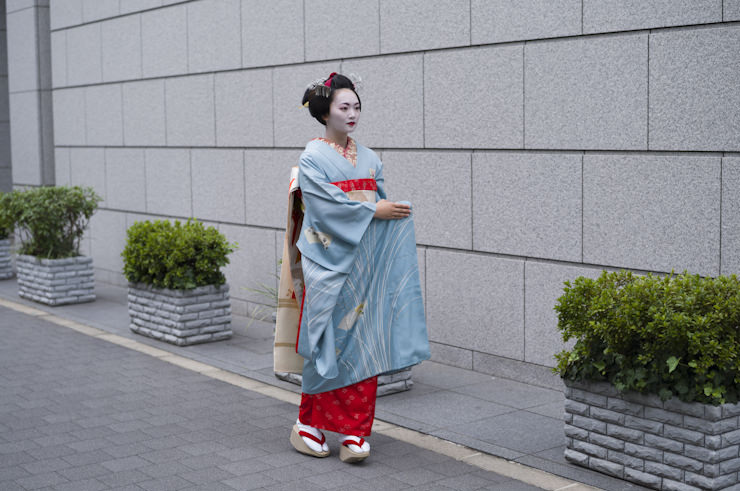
191 149 246 224
50 0 83 29
382 150 472 249
105 148 146 213
472 152 582 262
583 0 721 34
649 26 740 151
305 0 379 61
471 0 581 44
525 34 648 150
85 84 123 146
8 91 41 185
241 0 304 67
144 148 191 217
426 249 524 360
66 22 102 86
141 3 187 78
722 158 740 276
52 87 85 145
215 69 273 147
583 154 721 276
165 74 215 147
187 0 241 73
101 14 141 82
425 46 523 149
122 79 166 146
380 0 470 53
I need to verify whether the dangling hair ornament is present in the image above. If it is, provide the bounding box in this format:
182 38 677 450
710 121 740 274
348 73 363 93
302 72 336 107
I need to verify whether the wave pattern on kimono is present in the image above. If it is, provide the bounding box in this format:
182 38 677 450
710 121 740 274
277 138 430 394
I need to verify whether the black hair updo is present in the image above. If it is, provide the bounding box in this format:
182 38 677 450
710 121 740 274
302 73 361 126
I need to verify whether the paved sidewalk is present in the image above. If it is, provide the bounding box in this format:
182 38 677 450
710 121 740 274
1 304 551 491
0 279 647 490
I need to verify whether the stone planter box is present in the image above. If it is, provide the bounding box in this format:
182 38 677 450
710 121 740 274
16 254 95 305
128 282 232 346
275 367 413 396
0 238 13 279
564 378 740 490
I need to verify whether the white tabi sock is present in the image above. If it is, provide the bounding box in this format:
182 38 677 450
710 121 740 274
340 434 370 453
296 419 329 453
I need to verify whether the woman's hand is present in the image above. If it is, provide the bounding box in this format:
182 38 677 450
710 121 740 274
374 200 411 220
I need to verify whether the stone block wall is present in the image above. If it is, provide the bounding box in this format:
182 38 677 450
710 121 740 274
16 254 95 305
564 380 740 490
15 0 736 384
0 238 13 279
128 282 232 346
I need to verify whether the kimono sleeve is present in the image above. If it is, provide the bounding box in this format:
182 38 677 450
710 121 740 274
375 159 387 200
298 153 377 247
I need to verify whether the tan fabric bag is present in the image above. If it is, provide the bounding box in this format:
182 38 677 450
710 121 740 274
273 166 305 374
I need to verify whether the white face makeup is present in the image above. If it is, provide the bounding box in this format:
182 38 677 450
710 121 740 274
324 88 361 135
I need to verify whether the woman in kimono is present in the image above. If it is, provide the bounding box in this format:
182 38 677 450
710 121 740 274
286 73 429 463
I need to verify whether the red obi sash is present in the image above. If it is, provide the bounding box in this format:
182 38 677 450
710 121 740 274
331 179 377 192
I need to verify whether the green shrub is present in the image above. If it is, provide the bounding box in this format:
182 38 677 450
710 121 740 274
555 270 740 405
12 186 101 258
122 219 238 290
0 192 14 239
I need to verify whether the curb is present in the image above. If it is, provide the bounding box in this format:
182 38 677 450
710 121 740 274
0 296 601 491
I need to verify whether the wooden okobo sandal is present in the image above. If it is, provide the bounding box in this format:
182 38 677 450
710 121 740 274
290 424 330 458
339 436 370 463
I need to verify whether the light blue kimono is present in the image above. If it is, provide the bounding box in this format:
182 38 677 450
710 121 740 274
296 139 430 394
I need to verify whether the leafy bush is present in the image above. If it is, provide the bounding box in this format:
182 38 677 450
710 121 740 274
0 192 14 239
122 219 238 290
12 186 101 258
555 270 740 405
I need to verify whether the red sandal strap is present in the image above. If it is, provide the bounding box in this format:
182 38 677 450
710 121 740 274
342 437 365 448
299 430 325 445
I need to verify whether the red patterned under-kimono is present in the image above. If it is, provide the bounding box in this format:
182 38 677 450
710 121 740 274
298 375 378 437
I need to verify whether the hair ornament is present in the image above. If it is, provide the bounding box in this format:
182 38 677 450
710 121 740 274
347 73 363 93
314 85 331 98
323 72 337 87
305 77 325 91
303 74 334 107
